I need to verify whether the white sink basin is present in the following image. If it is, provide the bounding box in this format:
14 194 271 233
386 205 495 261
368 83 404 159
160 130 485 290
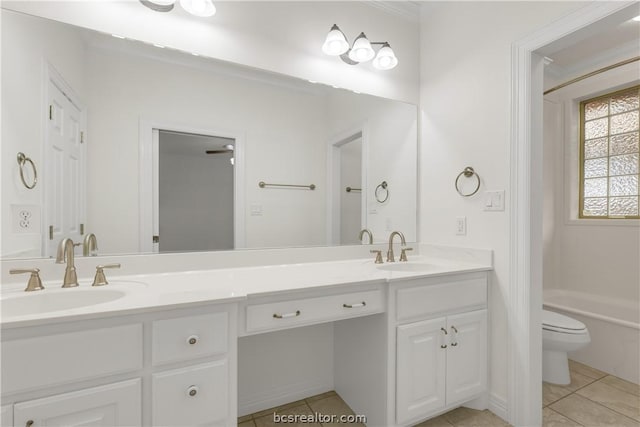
1 286 131 318
377 263 438 272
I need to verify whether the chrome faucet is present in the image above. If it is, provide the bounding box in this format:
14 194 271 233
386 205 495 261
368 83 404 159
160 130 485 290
387 231 406 262
56 238 79 287
358 229 373 245
83 233 98 256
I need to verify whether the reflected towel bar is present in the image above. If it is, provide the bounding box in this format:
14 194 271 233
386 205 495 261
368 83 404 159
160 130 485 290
346 187 361 193
259 181 316 190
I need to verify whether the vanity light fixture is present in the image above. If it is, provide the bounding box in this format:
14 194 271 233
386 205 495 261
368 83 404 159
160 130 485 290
140 0 175 12
633 15 640 22
180 0 216 17
322 24 398 70
139 0 216 17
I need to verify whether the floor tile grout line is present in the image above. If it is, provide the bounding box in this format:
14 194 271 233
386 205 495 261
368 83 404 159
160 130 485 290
597 375 640 397
546 407 585 427
575 391 640 424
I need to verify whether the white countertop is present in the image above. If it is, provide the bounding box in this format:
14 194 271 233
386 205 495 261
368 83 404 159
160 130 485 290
1 256 492 329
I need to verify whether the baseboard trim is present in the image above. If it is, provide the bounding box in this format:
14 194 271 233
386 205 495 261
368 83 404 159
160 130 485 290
238 380 333 417
489 392 508 422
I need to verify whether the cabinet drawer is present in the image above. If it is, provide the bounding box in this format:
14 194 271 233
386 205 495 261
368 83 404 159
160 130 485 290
1 324 143 394
152 361 228 426
246 289 383 334
396 276 487 322
13 378 141 427
152 312 228 366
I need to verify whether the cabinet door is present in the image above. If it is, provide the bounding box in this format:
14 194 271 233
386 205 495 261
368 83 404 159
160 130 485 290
396 317 447 425
13 379 141 427
446 310 487 404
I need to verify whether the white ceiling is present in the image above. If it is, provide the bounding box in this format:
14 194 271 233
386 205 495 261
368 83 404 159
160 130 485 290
547 16 639 72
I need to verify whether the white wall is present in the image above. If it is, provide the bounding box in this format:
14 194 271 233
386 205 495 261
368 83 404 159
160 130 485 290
543 62 640 303
0 9 87 257
85 46 328 254
2 1 419 104
419 0 588 408
158 133 234 252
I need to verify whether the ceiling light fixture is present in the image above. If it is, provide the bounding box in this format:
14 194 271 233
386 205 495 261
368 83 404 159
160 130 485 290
139 0 215 17
180 0 216 17
139 0 175 12
322 24 398 70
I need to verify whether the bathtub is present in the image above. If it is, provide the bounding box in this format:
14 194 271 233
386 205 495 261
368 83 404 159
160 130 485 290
544 289 639 384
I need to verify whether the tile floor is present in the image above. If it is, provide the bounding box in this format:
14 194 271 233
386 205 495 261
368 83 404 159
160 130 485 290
238 360 639 427
542 360 639 427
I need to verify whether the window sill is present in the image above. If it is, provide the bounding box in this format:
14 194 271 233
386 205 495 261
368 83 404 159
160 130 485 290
565 218 640 227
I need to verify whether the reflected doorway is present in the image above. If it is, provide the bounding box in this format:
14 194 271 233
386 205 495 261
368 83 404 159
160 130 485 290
340 137 362 245
155 130 235 252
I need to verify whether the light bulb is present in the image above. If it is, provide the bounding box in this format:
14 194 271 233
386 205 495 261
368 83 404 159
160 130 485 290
180 0 216 17
322 24 349 56
348 33 375 63
372 43 398 70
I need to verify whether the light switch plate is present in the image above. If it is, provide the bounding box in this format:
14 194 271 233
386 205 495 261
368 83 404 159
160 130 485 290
483 191 505 211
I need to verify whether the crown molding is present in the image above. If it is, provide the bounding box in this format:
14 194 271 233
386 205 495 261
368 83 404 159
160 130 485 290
362 1 420 24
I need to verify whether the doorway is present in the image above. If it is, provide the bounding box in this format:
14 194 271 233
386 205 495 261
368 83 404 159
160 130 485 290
328 129 367 245
156 130 235 252
139 120 245 253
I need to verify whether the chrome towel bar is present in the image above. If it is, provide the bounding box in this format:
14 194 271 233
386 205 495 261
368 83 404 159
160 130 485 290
259 181 316 190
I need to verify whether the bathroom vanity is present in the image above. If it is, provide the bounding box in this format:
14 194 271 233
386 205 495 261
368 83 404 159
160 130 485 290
1 254 491 427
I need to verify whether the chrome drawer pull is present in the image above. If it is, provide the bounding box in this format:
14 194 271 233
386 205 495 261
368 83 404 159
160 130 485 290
26 421 34 427
273 310 301 319
451 325 458 346
187 385 199 397
440 327 448 349
187 335 199 345
343 301 366 309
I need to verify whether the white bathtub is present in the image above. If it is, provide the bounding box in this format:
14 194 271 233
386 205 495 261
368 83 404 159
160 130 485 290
544 289 640 384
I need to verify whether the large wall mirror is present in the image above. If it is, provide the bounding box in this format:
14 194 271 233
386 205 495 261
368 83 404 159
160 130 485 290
1 8 417 259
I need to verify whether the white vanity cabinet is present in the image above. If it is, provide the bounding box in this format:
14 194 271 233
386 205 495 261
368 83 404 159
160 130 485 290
1 304 236 427
13 379 141 427
392 272 488 426
151 312 232 426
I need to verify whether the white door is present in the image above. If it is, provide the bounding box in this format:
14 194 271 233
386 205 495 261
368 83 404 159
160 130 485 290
13 379 141 427
446 310 487 404
1 404 12 427
45 75 86 257
396 317 447 425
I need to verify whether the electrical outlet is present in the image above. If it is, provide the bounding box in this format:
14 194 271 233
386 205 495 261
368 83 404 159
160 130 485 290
456 216 467 235
12 205 40 233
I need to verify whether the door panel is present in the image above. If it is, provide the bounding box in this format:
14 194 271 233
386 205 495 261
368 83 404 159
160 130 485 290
45 77 86 257
446 310 487 404
396 317 447 425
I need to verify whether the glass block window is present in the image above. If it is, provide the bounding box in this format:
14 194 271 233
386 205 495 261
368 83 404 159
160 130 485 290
580 85 640 218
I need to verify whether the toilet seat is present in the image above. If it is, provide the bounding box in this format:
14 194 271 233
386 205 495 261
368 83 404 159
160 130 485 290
543 310 587 335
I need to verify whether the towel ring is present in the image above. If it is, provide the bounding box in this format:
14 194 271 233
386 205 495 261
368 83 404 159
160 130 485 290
455 167 480 197
375 181 389 203
17 152 37 190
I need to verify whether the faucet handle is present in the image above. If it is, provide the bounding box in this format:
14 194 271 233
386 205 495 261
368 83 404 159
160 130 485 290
399 247 413 262
370 250 383 264
10 268 45 292
92 263 121 287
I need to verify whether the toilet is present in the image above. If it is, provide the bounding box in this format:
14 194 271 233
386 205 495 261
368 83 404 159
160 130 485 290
542 309 591 385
